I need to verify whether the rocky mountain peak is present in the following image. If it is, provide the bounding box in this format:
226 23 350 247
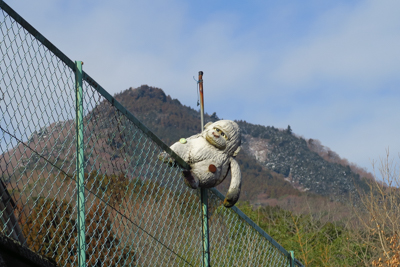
128 85 168 102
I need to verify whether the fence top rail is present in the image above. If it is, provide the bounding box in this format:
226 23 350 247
0 1 304 265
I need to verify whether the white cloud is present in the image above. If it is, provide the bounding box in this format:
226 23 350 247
271 0 400 91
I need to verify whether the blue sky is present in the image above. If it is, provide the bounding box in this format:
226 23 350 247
5 0 400 175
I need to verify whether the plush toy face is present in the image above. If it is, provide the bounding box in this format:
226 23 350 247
205 126 228 150
203 120 241 156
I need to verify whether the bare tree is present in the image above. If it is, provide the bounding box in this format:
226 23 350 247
353 149 400 266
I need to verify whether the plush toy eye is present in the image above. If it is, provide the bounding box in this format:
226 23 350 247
220 131 228 139
215 128 220 132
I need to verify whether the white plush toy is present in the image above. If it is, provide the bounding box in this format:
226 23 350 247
166 120 242 208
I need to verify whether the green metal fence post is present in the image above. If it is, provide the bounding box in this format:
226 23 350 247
75 61 85 267
201 188 209 266
289 250 294 267
198 71 210 267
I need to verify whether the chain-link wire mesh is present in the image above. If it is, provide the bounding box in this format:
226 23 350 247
0 3 78 265
0 1 303 266
208 189 290 267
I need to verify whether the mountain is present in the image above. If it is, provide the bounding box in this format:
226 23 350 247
113 85 372 202
112 85 302 203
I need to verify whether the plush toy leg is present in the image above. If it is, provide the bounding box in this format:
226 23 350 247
182 170 199 189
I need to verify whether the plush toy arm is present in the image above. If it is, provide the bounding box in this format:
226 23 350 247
169 142 190 162
223 158 241 208
159 141 190 166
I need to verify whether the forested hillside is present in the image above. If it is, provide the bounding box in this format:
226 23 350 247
237 121 370 200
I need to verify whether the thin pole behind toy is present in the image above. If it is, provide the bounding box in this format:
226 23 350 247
198 71 210 267
199 71 204 130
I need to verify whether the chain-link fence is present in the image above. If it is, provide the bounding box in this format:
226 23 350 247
0 1 303 266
